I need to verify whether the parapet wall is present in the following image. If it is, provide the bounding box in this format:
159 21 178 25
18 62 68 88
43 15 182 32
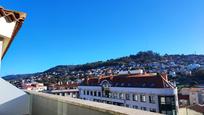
27 91 161 115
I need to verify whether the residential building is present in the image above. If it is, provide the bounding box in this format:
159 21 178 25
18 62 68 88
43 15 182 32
178 94 190 107
47 82 79 98
79 72 179 115
47 89 79 98
48 82 78 90
179 88 204 105
22 82 47 92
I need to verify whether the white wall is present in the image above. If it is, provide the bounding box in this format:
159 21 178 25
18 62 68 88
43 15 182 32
0 16 16 38
79 86 178 113
79 86 177 95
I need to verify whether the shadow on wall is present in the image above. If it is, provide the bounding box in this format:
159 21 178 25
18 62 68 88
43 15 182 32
0 94 30 115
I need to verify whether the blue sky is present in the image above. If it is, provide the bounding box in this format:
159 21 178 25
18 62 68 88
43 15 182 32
1 0 204 76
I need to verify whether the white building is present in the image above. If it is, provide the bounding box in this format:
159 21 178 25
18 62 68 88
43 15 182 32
22 82 47 92
118 69 144 75
48 89 79 98
179 88 204 105
79 72 179 115
187 64 201 70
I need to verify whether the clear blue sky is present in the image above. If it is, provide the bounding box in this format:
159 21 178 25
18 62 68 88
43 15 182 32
1 0 204 76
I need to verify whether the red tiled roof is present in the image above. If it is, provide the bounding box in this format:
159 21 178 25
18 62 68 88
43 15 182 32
0 7 26 22
0 6 26 59
81 73 174 88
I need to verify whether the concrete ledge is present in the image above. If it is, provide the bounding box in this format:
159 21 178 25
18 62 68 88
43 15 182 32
26 91 161 115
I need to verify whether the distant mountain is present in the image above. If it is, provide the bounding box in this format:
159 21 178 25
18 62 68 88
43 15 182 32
3 51 204 81
3 73 40 80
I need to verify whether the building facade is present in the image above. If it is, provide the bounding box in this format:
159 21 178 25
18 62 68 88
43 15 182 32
179 88 204 105
22 82 47 92
47 82 79 98
48 89 79 98
79 72 179 115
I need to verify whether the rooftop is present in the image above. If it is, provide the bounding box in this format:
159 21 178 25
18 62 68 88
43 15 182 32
0 6 26 59
81 72 175 88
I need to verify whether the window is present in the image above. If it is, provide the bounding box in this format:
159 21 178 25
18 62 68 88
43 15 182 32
101 80 110 88
149 95 155 104
90 91 93 96
141 107 147 111
167 111 173 115
166 97 171 104
109 92 112 98
126 94 130 100
121 83 124 86
112 92 117 99
117 93 120 99
161 111 167 114
98 92 101 97
141 95 146 102
125 104 129 107
133 94 139 101
133 105 138 109
171 98 175 105
83 90 86 95
119 93 125 99
94 91 97 96
80 90 84 95
160 97 166 104
87 91 89 95
150 108 156 112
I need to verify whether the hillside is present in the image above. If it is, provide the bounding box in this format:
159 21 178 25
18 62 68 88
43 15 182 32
3 51 161 79
3 51 204 87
